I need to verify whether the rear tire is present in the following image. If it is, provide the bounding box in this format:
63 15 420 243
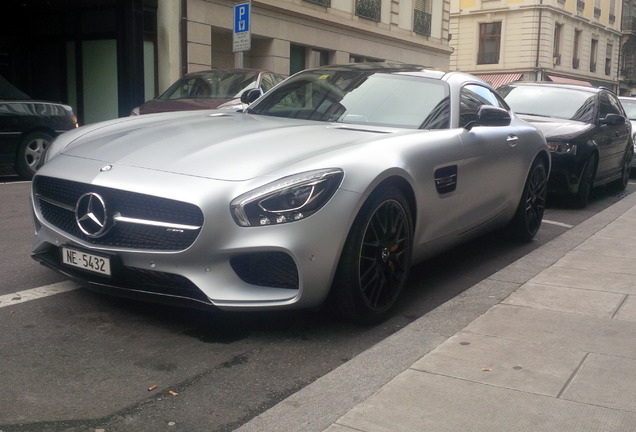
331 187 413 324
509 157 548 241
16 131 53 180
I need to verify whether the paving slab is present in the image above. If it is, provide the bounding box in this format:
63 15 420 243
411 332 585 396
562 353 636 411
553 251 636 276
614 295 636 321
502 283 625 318
529 266 636 295
327 370 636 432
465 304 636 359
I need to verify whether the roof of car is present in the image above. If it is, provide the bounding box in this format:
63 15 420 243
503 81 604 93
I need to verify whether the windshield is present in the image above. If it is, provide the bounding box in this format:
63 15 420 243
159 71 260 100
247 69 449 129
620 98 636 120
500 85 596 123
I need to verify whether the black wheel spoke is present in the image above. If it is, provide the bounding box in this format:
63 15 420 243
358 200 410 311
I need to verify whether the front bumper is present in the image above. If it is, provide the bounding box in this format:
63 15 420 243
30 163 361 311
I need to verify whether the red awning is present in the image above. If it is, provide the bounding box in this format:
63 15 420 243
547 75 592 87
475 73 523 89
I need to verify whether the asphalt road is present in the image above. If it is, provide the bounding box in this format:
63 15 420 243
1 173 634 432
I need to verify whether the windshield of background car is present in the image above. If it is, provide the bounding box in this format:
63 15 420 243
499 85 596 123
158 71 260 100
247 70 450 129
620 98 636 120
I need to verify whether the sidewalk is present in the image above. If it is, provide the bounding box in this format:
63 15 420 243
237 190 636 432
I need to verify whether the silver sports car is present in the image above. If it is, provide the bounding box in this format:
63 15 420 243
31 63 550 323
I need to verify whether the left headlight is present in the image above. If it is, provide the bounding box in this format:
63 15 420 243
231 168 344 227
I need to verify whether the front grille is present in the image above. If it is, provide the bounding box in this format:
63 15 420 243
231 252 299 289
34 176 204 251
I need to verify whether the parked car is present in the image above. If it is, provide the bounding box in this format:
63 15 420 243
131 69 286 115
499 83 633 207
618 96 636 170
32 63 549 323
0 75 78 179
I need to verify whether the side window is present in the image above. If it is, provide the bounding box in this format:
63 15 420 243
261 74 275 92
459 84 506 128
606 92 625 117
599 93 614 118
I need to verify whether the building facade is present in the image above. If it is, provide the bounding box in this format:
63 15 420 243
1 0 452 124
449 0 625 92
622 0 636 95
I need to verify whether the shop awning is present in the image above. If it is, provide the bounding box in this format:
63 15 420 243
474 73 523 89
547 75 592 87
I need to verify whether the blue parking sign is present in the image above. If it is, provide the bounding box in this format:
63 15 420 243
234 3 250 33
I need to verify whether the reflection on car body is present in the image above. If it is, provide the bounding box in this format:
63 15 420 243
131 69 286 115
500 83 633 208
31 63 549 323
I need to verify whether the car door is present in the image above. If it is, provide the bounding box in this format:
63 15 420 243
456 84 528 234
595 91 631 181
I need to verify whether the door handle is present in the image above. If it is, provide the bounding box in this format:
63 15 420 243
507 135 519 147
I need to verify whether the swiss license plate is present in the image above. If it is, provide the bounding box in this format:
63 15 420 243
61 247 112 276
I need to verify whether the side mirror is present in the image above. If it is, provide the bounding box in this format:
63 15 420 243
240 88 263 104
465 105 511 130
600 113 625 126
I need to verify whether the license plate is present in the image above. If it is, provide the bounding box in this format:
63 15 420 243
61 247 112 276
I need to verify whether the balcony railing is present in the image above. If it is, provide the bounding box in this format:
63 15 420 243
414 10 432 36
305 0 331 5
356 0 381 22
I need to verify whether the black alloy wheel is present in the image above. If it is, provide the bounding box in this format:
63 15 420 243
332 187 413 324
510 157 548 241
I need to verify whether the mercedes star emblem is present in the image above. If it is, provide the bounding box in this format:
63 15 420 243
75 192 109 238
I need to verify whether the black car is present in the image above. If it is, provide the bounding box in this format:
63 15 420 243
0 75 78 179
499 82 633 207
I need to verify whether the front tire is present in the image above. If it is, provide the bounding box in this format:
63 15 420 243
332 187 413 324
509 157 548 241
573 153 597 208
16 131 53 180
609 146 633 192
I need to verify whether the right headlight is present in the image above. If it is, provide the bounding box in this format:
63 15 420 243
547 141 576 155
230 168 344 227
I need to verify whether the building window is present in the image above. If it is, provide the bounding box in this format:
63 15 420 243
413 0 432 36
605 43 612 75
609 0 616 23
356 0 381 22
572 29 581 69
304 0 330 6
590 39 598 72
594 0 601 17
477 22 501 65
577 0 585 11
553 23 562 65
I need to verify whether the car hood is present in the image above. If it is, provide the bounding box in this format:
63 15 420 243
56 111 401 181
515 114 593 140
139 97 236 114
